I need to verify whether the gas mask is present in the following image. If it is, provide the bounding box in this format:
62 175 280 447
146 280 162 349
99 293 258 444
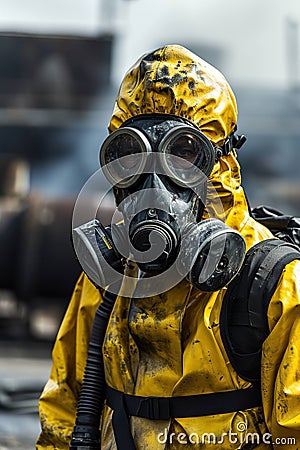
73 114 247 293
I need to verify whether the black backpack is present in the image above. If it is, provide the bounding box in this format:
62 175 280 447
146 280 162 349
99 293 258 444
220 206 300 382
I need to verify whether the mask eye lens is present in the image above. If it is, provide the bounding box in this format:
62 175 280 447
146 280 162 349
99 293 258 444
169 135 200 167
100 128 150 187
105 135 141 168
161 127 215 187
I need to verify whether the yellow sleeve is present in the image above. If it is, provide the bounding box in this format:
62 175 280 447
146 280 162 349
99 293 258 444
261 259 300 449
36 273 102 450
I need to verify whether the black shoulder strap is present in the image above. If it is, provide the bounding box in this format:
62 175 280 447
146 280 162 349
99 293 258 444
251 205 300 247
220 239 300 382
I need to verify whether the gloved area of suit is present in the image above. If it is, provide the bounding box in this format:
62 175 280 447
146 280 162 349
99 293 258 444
37 45 300 449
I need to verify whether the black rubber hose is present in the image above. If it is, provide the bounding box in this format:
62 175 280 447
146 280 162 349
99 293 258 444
70 289 117 449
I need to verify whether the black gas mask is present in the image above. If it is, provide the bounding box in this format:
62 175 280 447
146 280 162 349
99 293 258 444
73 114 247 293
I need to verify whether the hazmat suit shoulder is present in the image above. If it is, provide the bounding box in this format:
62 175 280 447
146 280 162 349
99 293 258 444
262 259 300 444
36 273 101 449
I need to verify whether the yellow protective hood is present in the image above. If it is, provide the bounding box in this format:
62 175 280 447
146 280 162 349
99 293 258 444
108 44 246 228
108 44 237 144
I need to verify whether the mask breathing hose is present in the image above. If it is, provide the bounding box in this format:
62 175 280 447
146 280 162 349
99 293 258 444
69 288 118 449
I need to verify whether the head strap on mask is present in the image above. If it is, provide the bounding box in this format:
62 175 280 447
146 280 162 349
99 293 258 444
214 126 247 160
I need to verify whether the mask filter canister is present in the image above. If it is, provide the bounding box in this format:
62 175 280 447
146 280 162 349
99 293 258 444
177 219 246 292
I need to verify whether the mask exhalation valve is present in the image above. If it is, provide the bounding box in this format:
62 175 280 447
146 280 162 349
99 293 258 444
129 218 179 273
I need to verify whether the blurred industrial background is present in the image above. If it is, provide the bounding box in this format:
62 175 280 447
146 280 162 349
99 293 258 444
0 0 299 448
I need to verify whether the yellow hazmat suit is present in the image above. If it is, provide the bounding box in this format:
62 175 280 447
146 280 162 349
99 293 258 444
37 45 300 449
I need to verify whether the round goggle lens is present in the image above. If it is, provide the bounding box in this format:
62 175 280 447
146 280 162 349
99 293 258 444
160 127 215 186
100 128 150 187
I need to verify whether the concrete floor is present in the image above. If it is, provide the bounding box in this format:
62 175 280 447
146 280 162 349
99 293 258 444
0 341 52 450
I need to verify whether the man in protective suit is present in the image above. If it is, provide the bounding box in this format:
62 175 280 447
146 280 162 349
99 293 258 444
37 45 300 449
